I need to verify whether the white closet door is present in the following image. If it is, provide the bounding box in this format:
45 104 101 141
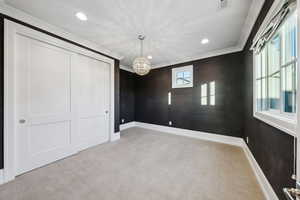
74 54 110 151
15 35 77 175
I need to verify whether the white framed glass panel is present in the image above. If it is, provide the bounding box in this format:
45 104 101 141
209 81 215 106
172 65 193 88
201 97 207 105
201 83 208 106
253 9 298 135
201 84 207 96
210 96 215 106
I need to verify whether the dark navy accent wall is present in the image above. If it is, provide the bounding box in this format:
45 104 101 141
135 66 170 127
120 69 135 124
114 60 120 133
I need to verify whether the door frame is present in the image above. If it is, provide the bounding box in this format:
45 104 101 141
3 20 116 183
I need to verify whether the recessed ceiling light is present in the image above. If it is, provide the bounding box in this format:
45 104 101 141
201 38 209 44
147 55 153 59
76 12 88 21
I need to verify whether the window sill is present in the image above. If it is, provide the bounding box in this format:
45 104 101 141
254 111 297 137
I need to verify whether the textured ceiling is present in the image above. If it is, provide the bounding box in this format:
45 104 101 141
5 0 254 68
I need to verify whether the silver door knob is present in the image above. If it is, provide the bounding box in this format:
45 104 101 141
19 119 26 124
105 111 109 114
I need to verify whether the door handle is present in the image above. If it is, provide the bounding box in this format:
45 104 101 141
105 111 109 114
19 119 26 124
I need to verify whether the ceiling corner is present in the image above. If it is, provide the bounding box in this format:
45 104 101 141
120 65 134 73
152 45 243 69
238 0 266 50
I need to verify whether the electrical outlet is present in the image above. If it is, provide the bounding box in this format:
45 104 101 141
169 121 172 126
121 119 125 123
246 137 249 144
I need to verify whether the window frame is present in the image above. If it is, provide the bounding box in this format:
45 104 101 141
209 81 216 106
253 6 298 137
172 65 193 88
201 83 208 106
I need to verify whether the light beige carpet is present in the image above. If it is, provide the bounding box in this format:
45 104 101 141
0 127 265 200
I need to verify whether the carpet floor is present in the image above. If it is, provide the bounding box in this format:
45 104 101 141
0 127 265 200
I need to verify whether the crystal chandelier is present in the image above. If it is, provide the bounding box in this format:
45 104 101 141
132 35 151 76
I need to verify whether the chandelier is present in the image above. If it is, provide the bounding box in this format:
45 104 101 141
132 35 151 76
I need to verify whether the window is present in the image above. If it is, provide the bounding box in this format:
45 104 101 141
176 71 191 85
201 81 216 106
201 83 207 105
172 65 193 88
254 10 298 134
210 81 215 106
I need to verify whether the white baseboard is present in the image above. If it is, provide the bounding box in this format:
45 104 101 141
135 122 244 147
124 121 278 200
111 132 120 142
120 121 136 131
0 170 3 185
242 142 279 200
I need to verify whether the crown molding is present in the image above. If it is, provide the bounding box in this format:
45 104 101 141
120 65 134 73
152 46 242 69
150 0 265 69
122 46 242 72
0 2 123 60
238 0 265 50
1 0 265 67
124 0 265 70
121 46 242 72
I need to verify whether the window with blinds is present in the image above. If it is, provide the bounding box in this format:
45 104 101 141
252 0 298 135
255 10 297 116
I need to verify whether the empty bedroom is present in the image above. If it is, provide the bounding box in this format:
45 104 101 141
0 0 299 200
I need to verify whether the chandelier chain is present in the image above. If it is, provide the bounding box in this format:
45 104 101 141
138 35 145 57
133 35 151 76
